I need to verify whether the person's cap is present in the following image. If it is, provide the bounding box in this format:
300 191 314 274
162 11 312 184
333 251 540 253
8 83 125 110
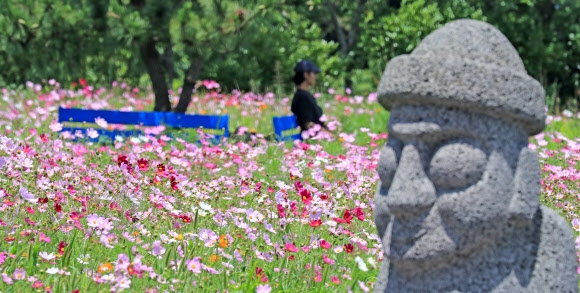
294 60 321 73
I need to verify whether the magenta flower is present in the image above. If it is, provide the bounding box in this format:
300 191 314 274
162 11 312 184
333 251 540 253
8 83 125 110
285 243 298 253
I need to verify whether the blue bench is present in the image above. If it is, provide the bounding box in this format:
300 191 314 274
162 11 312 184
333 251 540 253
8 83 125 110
272 115 302 142
58 107 229 143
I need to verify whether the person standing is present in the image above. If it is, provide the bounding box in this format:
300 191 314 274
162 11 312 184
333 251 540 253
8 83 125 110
290 60 331 136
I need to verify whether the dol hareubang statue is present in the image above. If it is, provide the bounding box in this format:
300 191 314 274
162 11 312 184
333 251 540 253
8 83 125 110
373 19 577 293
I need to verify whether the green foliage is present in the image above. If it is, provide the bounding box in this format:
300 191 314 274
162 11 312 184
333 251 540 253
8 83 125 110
0 0 579 110
464 0 580 110
360 0 483 75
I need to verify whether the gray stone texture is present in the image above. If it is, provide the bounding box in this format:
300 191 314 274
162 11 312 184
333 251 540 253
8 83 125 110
374 19 577 293
377 19 546 136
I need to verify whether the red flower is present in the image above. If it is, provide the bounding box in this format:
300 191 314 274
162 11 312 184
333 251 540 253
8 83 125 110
310 219 322 228
170 176 179 191
79 78 87 87
353 207 365 221
180 215 191 223
300 189 312 205
54 202 62 213
344 243 354 254
38 197 48 204
117 155 128 167
319 194 329 201
137 158 149 171
333 209 353 224
26 206 35 214
157 163 166 176
58 241 68 256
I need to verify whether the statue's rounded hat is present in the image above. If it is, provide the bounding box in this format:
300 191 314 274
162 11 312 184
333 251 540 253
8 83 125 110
377 19 546 135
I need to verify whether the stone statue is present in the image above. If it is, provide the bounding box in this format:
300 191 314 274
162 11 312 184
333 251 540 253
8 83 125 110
373 19 577 293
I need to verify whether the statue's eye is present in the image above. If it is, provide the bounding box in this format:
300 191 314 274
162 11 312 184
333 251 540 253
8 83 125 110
377 138 402 193
428 142 487 191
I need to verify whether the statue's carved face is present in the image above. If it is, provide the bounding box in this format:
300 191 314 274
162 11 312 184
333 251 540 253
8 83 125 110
375 105 529 271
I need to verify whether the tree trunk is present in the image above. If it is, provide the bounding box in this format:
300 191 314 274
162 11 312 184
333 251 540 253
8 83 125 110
140 39 172 112
173 57 204 113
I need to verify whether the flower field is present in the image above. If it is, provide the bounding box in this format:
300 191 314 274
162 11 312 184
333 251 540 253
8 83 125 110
0 80 579 293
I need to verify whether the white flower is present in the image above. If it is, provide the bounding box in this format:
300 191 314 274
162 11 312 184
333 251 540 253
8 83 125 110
77 254 90 265
46 267 59 274
95 117 108 128
39 252 55 261
87 129 99 139
367 257 377 269
199 202 214 212
354 256 368 272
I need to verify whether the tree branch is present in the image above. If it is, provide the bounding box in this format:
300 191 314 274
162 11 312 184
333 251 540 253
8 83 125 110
325 1 348 56
347 0 365 49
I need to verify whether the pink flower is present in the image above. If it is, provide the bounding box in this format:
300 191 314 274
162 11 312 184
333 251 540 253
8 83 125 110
256 284 272 293
49 121 63 132
331 276 341 284
12 268 26 280
359 280 370 292
1 273 13 284
322 254 335 265
285 243 298 253
319 239 331 249
87 214 102 228
95 117 108 128
0 253 6 266
186 257 202 274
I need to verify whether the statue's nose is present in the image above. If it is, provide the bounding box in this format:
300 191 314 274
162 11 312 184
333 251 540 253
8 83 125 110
385 144 437 219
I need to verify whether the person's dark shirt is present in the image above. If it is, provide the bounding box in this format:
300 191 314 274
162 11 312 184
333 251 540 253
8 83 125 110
291 89 326 132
